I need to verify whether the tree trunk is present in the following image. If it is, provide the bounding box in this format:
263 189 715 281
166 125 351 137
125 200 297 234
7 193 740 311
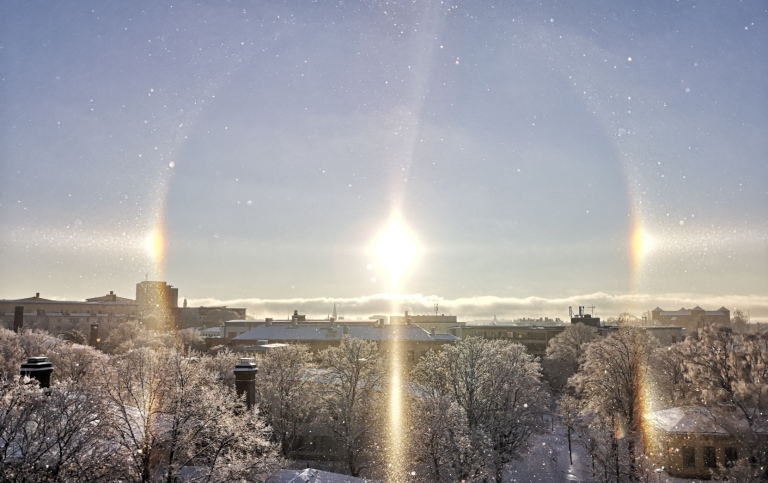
348 445 358 477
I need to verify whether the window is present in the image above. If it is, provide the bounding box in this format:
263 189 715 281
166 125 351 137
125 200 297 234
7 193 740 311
725 447 738 467
681 446 696 467
703 446 716 468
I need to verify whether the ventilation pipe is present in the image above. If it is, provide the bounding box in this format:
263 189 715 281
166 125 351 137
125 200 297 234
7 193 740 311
234 358 258 410
20 356 54 388
13 306 24 333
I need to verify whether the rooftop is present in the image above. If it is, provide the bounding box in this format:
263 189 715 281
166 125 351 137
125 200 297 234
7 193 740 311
233 323 458 343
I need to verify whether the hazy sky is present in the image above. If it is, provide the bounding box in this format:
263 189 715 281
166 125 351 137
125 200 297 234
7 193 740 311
2 1 766 319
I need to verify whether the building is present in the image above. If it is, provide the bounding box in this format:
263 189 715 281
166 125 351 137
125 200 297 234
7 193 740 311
570 306 601 327
135 281 179 309
600 325 685 345
176 302 247 329
389 311 465 334
0 292 139 339
230 319 457 365
449 325 566 357
449 314 685 357
645 406 767 479
651 306 730 332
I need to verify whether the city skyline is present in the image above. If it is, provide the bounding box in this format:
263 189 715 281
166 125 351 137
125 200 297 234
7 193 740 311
1 2 766 318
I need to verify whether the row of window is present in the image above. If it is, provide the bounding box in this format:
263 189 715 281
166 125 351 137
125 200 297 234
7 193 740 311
681 446 738 468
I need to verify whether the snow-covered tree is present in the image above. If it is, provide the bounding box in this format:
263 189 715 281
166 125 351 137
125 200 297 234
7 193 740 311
254 344 316 457
0 378 127 482
48 343 108 387
316 337 385 477
646 344 694 410
544 323 599 392
410 337 548 483
98 348 277 482
546 323 599 366
730 309 749 333
569 327 658 481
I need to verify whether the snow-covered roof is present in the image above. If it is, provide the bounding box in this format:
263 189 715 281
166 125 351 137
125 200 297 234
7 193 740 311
233 324 458 343
647 407 732 435
199 327 222 336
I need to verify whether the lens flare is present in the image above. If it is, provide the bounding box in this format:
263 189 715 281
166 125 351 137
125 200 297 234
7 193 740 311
630 223 656 272
386 301 408 482
388 326 406 481
143 227 166 266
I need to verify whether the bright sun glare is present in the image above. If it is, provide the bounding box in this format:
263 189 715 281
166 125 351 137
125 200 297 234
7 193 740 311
631 224 657 269
374 221 419 288
142 228 165 263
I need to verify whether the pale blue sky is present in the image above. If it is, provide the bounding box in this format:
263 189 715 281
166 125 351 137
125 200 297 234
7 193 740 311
1 1 766 318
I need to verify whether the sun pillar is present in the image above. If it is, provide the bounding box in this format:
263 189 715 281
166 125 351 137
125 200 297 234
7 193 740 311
373 217 420 481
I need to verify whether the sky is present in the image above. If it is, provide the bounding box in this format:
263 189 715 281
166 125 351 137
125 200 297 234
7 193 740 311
1 1 767 320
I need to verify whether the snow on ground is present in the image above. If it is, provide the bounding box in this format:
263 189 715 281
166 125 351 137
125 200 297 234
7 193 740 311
505 425 590 483
505 425 708 483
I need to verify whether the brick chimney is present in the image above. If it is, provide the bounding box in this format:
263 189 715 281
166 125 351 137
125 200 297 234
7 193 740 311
20 356 54 388
13 306 24 333
234 358 258 410
89 323 99 347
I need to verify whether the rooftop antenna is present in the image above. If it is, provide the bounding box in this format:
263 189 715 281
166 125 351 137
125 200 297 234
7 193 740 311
434 303 439 316
145 273 149 281
588 305 596 315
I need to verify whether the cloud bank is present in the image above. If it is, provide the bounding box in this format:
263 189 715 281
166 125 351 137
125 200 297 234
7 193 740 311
188 292 768 322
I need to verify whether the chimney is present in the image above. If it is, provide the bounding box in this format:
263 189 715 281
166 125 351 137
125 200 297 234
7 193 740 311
13 306 24 333
35 293 40 298
233 358 258 410
20 356 54 388
89 323 99 347
431 326 436 336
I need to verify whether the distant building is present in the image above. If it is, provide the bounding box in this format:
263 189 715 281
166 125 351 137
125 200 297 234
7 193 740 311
389 310 464 334
230 319 456 365
222 310 376 339
450 325 565 357
450 318 685 357
0 292 139 339
651 306 730 331
176 302 247 329
86 290 134 303
135 281 179 309
600 325 685 345
570 306 601 327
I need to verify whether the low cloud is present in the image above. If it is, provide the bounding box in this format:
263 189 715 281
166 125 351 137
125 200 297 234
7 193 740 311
188 292 768 322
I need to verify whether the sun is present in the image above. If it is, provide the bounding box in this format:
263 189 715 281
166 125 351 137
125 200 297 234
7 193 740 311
374 221 420 288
